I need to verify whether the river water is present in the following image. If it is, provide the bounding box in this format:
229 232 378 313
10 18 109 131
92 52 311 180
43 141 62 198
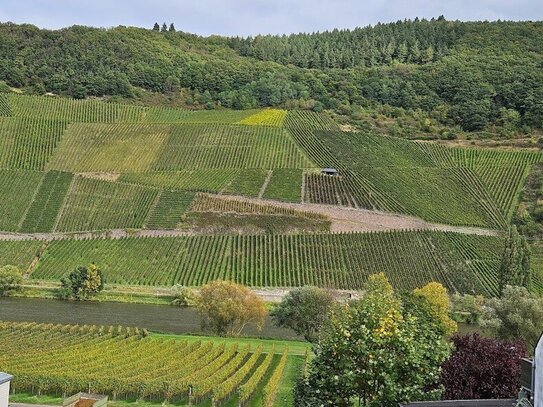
0 297 302 340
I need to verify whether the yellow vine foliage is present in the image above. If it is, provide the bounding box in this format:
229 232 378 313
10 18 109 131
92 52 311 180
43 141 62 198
237 109 287 126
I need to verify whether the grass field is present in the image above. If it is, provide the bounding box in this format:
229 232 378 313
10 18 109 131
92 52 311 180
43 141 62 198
0 321 300 407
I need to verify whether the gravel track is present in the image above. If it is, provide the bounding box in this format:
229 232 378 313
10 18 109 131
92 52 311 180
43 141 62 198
0 194 501 241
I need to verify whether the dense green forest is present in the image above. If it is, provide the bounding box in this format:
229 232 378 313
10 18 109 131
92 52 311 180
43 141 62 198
0 18 542 137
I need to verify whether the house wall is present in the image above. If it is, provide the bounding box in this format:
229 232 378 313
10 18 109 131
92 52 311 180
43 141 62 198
535 335 543 407
0 381 10 407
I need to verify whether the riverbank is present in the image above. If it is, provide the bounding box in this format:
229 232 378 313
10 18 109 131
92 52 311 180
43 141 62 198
0 296 304 341
14 280 358 305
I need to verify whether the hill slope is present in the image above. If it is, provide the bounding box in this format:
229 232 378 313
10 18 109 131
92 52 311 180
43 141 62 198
1 19 543 137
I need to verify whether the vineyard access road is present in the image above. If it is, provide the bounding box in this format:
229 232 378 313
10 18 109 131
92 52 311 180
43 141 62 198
0 194 501 241
205 194 502 237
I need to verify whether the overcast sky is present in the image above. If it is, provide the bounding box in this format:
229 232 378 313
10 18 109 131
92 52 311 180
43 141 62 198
0 0 542 36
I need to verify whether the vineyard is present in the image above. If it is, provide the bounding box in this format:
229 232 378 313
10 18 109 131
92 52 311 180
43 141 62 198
18 230 509 295
0 321 297 407
55 177 158 232
0 94 539 298
300 129 542 227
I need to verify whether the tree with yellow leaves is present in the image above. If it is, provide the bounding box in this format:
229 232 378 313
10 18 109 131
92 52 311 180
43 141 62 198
295 273 451 407
195 280 267 336
59 263 104 300
414 282 458 336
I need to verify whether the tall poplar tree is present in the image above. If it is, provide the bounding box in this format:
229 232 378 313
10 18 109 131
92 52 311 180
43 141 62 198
499 225 531 295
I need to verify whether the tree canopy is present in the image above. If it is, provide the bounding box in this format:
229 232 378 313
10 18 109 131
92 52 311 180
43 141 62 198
0 19 542 135
59 263 104 300
295 274 451 406
440 334 525 400
0 265 23 296
194 280 266 336
270 286 335 342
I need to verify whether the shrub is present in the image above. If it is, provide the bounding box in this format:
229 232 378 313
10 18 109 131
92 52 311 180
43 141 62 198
441 334 526 400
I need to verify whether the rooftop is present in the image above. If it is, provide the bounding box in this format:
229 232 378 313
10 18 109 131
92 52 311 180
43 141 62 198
0 372 13 385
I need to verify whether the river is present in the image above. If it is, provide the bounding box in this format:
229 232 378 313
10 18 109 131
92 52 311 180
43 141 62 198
0 297 302 340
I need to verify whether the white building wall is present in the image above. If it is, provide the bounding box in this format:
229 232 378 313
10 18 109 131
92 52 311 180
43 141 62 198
535 335 543 407
0 381 10 407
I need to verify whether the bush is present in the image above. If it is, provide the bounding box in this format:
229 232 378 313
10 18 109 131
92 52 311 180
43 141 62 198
441 334 526 400
170 285 195 307
481 285 543 352
451 293 485 324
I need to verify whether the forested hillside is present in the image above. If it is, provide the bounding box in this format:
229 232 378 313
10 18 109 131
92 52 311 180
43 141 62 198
0 18 543 137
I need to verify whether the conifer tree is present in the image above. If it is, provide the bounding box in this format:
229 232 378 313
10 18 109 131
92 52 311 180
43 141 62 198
161 23 168 32
152 22 160 31
169 23 176 32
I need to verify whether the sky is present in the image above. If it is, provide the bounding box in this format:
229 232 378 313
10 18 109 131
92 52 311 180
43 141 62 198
0 0 542 36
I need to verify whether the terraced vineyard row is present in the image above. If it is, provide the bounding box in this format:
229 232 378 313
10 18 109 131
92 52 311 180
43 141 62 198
20 171 73 233
5 94 266 124
145 191 195 230
153 124 310 170
474 165 531 220
45 123 311 172
120 170 241 193
0 321 292 406
262 169 303 202
8 94 145 123
238 109 287 127
25 231 505 295
300 130 542 227
0 240 42 272
0 169 44 231
0 117 68 170
46 123 171 172
55 177 158 232
0 94 10 116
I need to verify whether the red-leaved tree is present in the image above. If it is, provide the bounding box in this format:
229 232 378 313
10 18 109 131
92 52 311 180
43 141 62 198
440 333 526 400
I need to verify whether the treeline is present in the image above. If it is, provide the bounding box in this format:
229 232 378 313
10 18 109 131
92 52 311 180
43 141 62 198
0 20 542 134
229 16 457 68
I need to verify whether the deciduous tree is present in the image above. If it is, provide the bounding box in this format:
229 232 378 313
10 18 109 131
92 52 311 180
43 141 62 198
0 265 23 296
414 282 457 336
270 286 334 342
294 274 451 407
195 281 266 336
481 285 543 352
59 263 104 300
